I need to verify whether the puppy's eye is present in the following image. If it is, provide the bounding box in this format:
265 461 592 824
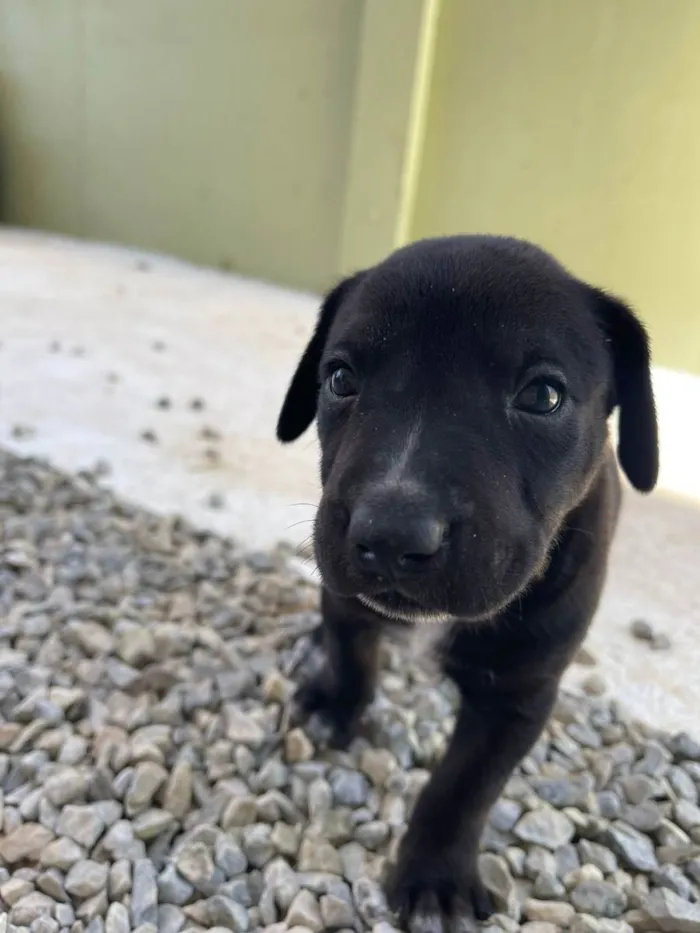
515 378 563 414
328 364 358 398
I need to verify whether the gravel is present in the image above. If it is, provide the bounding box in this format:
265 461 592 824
629 618 673 653
1 448 700 933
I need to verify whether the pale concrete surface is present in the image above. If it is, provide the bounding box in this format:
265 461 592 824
1 227 699 734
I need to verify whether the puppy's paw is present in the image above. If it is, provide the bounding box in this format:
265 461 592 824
386 852 493 933
283 672 356 749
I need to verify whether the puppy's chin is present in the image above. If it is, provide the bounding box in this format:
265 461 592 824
357 594 456 625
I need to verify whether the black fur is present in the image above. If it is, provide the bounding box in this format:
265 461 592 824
276 235 658 933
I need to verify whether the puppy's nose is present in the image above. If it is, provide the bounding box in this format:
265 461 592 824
348 501 446 577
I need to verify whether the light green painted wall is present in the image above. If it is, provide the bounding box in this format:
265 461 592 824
2 0 700 375
411 0 700 375
0 0 362 292
337 0 439 276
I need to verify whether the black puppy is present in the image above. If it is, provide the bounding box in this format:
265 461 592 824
276 235 658 933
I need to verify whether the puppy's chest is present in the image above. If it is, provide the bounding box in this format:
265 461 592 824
389 622 450 675
387 621 501 689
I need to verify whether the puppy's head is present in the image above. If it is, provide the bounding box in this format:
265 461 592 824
277 236 658 623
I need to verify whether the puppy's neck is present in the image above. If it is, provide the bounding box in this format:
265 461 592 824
386 619 451 677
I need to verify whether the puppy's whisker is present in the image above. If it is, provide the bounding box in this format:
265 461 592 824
294 536 316 560
285 518 314 531
566 525 595 538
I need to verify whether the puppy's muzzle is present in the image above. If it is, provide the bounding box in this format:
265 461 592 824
347 489 448 580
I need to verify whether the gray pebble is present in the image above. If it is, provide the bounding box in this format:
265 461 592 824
352 877 389 925
669 765 699 803
606 822 659 872
241 824 275 868
222 796 257 829
285 728 315 764
338 842 367 882
668 732 700 761
514 807 575 849
54 804 104 851
578 840 618 875
175 842 220 894
490 799 523 833
622 801 664 832
522 898 576 926
39 836 86 871
286 889 323 932
64 860 109 899
31 917 60 933
622 774 656 805
125 761 168 816
157 904 186 933
651 863 693 900
320 893 357 929
36 869 67 902
570 880 627 918
479 853 519 916
330 769 370 808
634 741 670 778
643 887 700 931
554 843 580 879
43 768 89 807
531 776 589 808
258 885 278 925
223 708 265 747
525 846 557 881
582 673 607 696
307 777 334 821
207 895 250 932
270 821 300 857
676 799 700 831
105 903 130 933
597 790 623 820
9 892 56 926
131 858 159 927
533 870 566 899
157 864 194 906
54 903 75 927
214 835 248 876
686 857 700 884
297 837 343 874
257 758 289 791
630 618 654 641
109 859 132 900
354 820 390 850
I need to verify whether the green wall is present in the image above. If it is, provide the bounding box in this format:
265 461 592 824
411 0 700 376
0 0 362 292
2 0 700 374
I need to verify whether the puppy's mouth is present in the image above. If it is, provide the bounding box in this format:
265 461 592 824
357 591 456 625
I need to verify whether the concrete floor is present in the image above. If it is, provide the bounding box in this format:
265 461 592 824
1 227 699 735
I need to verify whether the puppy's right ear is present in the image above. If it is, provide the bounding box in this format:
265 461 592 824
588 287 659 493
276 273 364 443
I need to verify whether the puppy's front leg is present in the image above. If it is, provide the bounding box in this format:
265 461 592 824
291 591 380 747
388 681 556 933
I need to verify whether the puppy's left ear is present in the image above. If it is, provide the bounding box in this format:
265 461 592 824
276 272 364 443
589 287 659 493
